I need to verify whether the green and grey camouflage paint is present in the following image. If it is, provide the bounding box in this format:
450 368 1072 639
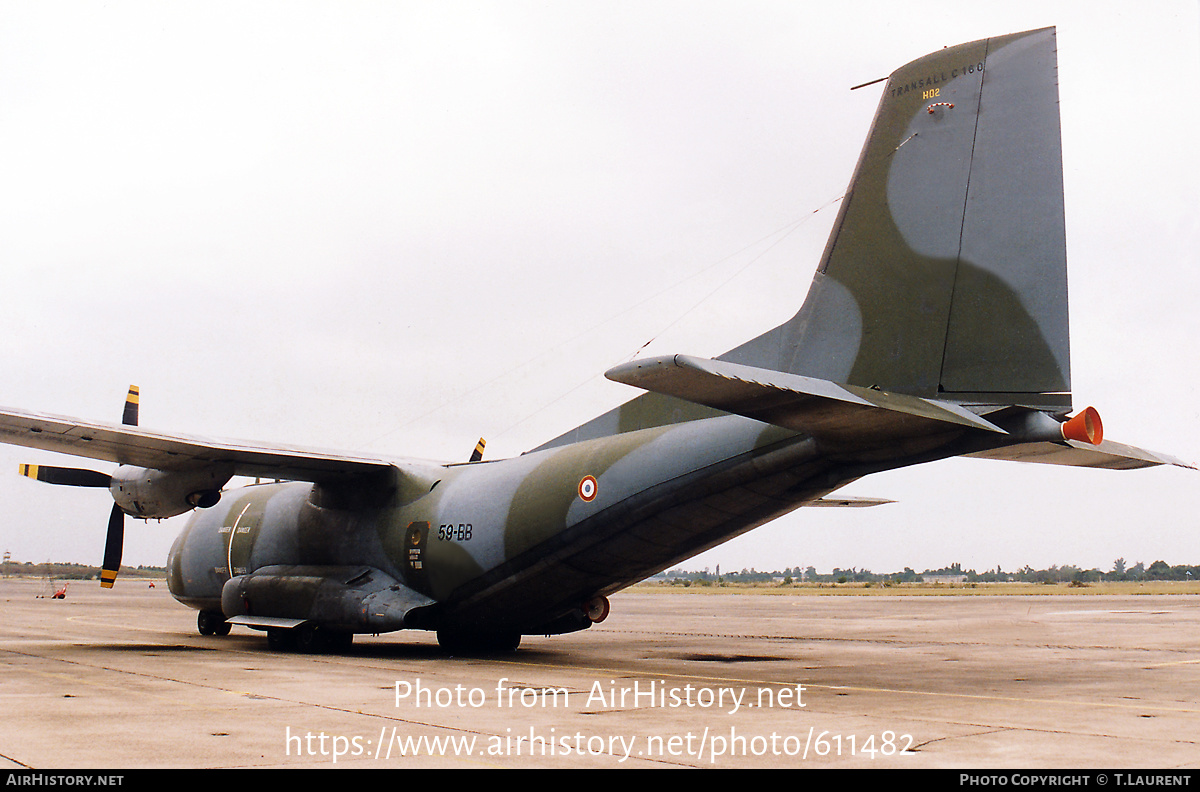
3 28 1186 653
168 28 1098 648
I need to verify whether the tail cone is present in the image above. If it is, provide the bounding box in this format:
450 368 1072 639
1061 407 1103 445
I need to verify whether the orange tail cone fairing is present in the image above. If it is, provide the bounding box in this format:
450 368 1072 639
584 596 610 623
1061 407 1103 445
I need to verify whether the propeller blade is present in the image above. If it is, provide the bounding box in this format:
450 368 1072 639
100 502 124 589
103 385 137 588
469 438 486 463
122 385 139 427
19 464 111 488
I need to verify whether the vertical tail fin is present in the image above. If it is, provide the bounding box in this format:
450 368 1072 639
537 28 1072 452
725 27 1070 409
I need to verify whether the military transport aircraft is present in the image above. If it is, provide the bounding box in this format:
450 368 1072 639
0 27 1189 653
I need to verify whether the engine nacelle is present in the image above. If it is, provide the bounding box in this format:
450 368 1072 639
109 464 233 519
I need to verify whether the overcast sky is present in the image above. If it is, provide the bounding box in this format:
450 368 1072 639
1 1 1197 577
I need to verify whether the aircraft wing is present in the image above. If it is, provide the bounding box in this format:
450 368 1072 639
605 354 1007 442
0 405 403 482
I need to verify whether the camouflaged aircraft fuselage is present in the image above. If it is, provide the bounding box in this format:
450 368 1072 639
1 27 1189 653
168 414 830 637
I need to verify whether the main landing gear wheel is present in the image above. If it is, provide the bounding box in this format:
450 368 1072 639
267 627 295 652
197 610 231 636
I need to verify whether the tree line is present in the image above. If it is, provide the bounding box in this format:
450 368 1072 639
657 559 1200 584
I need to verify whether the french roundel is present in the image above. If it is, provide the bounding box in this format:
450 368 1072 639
578 475 598 502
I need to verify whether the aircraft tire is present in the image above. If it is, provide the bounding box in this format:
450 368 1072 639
294 624 322 653
197 609 227 636
267 628 295 652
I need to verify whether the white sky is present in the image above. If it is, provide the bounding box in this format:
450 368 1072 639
0 1 1197 576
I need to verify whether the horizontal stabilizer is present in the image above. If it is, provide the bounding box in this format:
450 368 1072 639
605 354 1006 443
964 439 1195 470
808 496 895 507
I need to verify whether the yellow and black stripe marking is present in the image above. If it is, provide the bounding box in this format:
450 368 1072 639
469 438 486 463
122 385 140 427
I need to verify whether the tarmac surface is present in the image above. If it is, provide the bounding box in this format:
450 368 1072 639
1 578 1199 769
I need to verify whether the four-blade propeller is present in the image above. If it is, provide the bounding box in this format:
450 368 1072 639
19 386 139 588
